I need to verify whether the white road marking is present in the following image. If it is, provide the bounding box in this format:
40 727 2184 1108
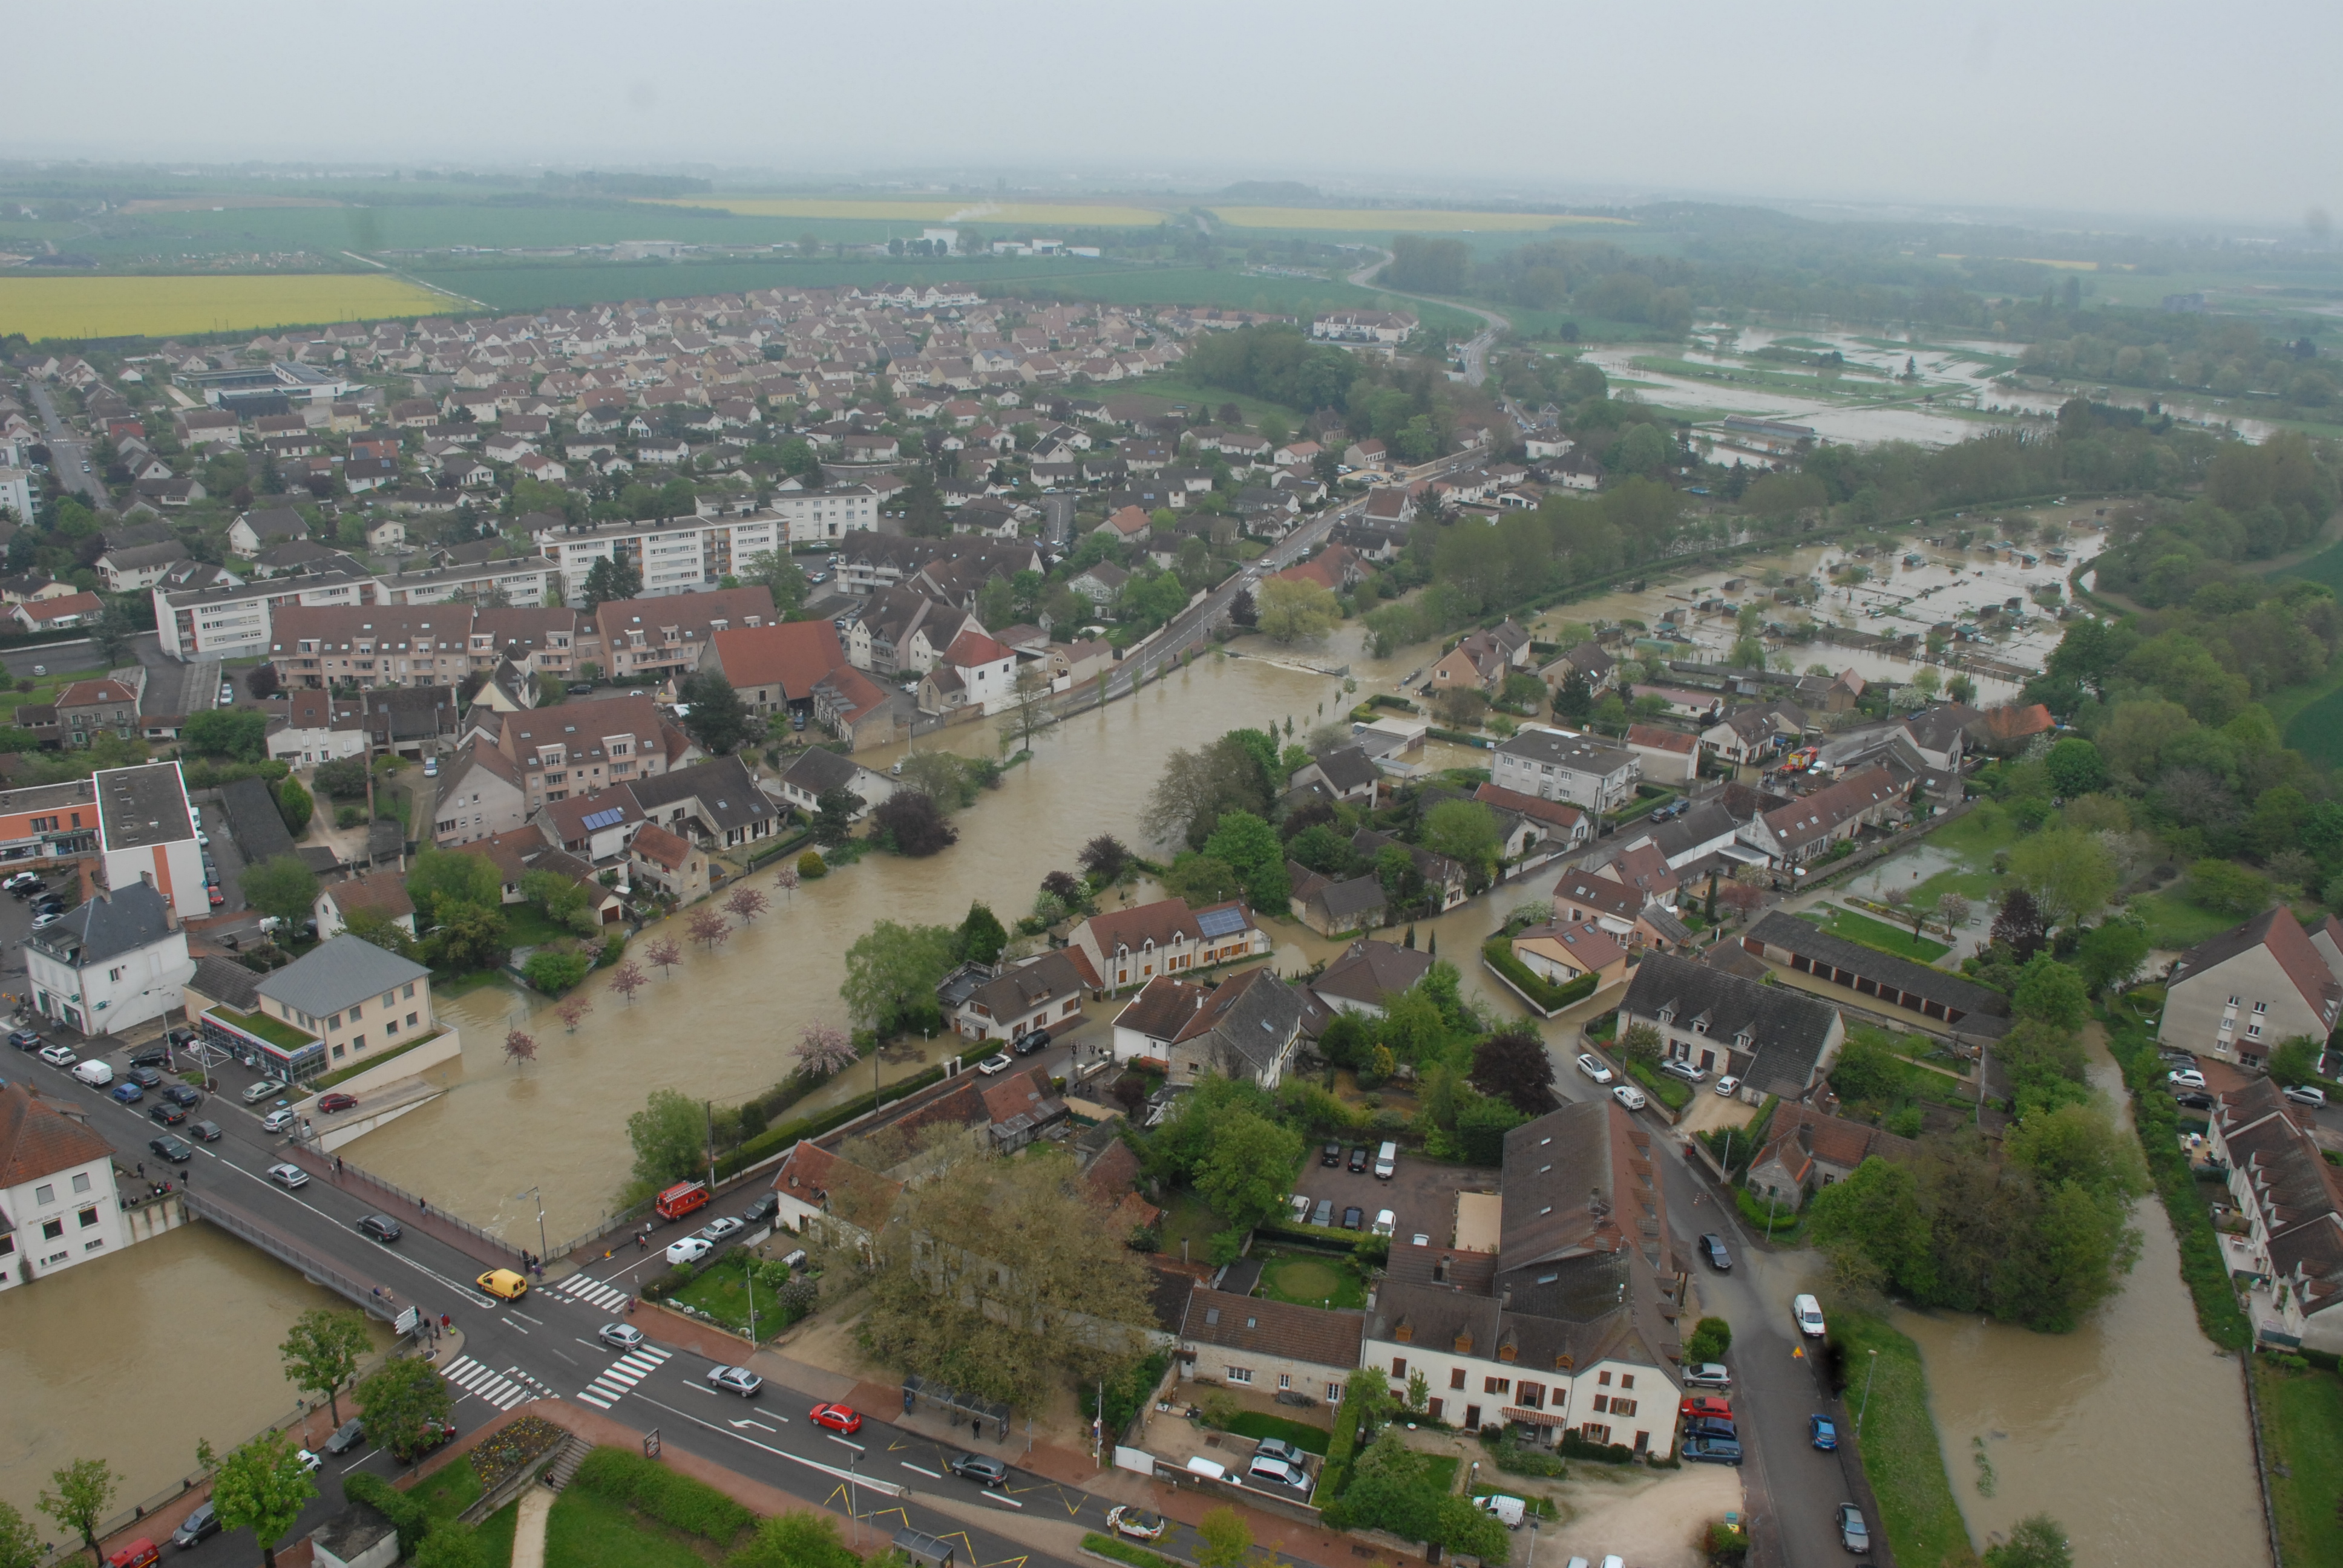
900 1463 942 1478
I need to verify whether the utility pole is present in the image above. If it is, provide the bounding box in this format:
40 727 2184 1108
1858 1348 1879 1437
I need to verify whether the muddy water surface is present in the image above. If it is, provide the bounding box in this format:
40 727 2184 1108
1894 1033 2267 1566
0 1222 393 1527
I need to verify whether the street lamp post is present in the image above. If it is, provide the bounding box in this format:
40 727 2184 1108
512 1186 547 1267
1857 1348 1878 1437
745 1249 758 1343
846 1449 860 1548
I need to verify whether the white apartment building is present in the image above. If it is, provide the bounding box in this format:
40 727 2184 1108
96 762 210 923
154 571 380 659
0 1082 130 1289
25 879 194 1036
531 498 875 605
0 466 34 525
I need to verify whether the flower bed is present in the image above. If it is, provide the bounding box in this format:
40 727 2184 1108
471 1413 565 1494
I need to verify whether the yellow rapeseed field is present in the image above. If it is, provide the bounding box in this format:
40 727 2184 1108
1210 207 1631 232
0 275 457 341
641 196 1168 226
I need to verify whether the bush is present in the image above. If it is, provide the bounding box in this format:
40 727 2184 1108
1486 1433 1567 1478
343 1471 430 1555
314 756 371 800
797 851 828 880
522 949 591 995
568 1446 754 1540
336 804 365 829
1683 1316 1732 1364
1559 1430 1635 1464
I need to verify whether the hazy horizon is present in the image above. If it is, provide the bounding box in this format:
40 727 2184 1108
6 0 2336 232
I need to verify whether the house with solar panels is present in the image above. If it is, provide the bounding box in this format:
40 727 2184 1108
1064 898 1271 995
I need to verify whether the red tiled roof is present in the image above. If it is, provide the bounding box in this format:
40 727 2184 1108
1625 724 1697 755
19 592 103 624
629 822 694 871
712 621 848 699
943 629 1014 670
0 1082 113 1187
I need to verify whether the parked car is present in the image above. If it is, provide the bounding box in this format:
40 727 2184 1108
599 1323 646 1351
1679 1395 1732 1423
1809 1414 1838 1451
1348 1145 1368 1173
392 1420 456 1463
2283 1084 2327 1108
324 1417 367 1455
1575 1053 1613 1084
2174 1091 2216 1110
1312 1198 1333 1227
1253 1438 1308 1468
808 1402 861 1432
7 1030 41 1051
125 1065 163 1088
243 1079 287 1105
741 1192 780 1224
1611 1083 1647 1111
666 1236 713 1267
1683 1417 1737 1443
188 1120 222 1143
1342 1205 1363 1231
1714 1074 1742 1097
28 912 64 930
111 1081 145 1105
1682 1362 1732 1390
698 1217 745 1244
358 1215 403 1244
1104 1506 1166 1541
126 1045 168 1069
2 871 43 892
261 1109 297 1134
170 1503 220 1548
1472 1494 1525 1529
148 1135 194 1164
318 1092 358 1114
948 1454 1009 1488
148 1102 187 1126
1836 1504 1870 1553
38 1043 75 1067
72 1060 113 1086
976 1053 1013 1075
162 1083 202 1107
1699 1233 1731 1270
1794 1293 1827 1338
1681 1436 1743 1466
1011 1025 1050 1056
1660 1058 1706 1083
2168 1068 2207 1089
267 1163 308 1189
707 1367 762 1397
1320 1140 1342 1166
1372 1209 1395 1236
1247 1455 1306 1489
295 1450 323 1475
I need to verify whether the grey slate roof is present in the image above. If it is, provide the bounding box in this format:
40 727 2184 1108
1622 950 1843 1096
189 954 261 1011
219 774 296 865
256 934 429 1019
631 756 776 834
779 746 864 797
26 880 177 969
1746 911 2011 1027
1313 939 1431 1008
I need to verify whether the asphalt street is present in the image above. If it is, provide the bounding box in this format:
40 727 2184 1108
6 1024 1325 1568
1546 1034 1872 1566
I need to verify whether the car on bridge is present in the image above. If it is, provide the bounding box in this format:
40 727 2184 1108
267 1163 308 1190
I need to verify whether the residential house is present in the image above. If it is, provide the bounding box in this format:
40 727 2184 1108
1288 745 1381 806
1473 782 1591 851
0 1082 130 1290
1745 1104 1919 1212
626 822 709 903
95 540 191 593
491 695 687 814
769 1141 903 1253
24 878 192 1037
228 508 310 557
1490 728 1639 814
1552 875 1687 955
201 934 441 1083
1537 641 1615 696
919 629 1018 717
980 1067 1070 1152
1352 828 1470 912
313 872 417 942
13 591 105 635
1178 1287 1363 1406
1700 703 1806 767
1066 898 1270 993
1735 766 1902 867
2160 906 2343 1072
1107 966 1305 1088
52 680 139 748
952 950 1090 1043
429 739 528 847
591 586 775 687
1287 867 1390 939
1309 939 1432 1019
629 757 778 852
1509 920 1630 995
2206 1077 2343 1352
1617 951 1844 1100
531 786 645 863
1624 724 1699 785
95 762 210 923
710 620 852 720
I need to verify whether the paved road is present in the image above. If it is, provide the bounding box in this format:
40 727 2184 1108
8 1023 1328 1568
1343 254 1509 387
1540 1028 1872 1566
24 381 99 503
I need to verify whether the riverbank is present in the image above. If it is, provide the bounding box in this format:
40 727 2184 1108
1827 1310 1977 1568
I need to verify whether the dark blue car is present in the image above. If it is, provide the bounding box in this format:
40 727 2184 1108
1810 1414 1838 1451
110 1080 144 1105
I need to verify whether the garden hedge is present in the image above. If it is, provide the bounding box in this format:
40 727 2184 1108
1480 938 1598 1013
569 1446 755 1541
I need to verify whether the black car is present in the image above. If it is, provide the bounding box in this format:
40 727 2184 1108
1348 1145 1369 1174
125 1065 163 1089
171 1503 220 1549
324 1417 367 1455
1321 1141 1342 1167
947 1453 1009 1487
149 1134 194 1163
164 1083 203 1106
1342 1205 1363 1230
1683 1416 1738 1443
1011 1025 1050 1055
741 1192 780 1225
126 1044 169 1070
29 898 65 915
2174 1091 2216 1110
148 1102 188 1126
188 1119 222 1143
1682 1436 1743 1466
1699 1233 1732 1271
9 881 48 901
358 1215 404 1244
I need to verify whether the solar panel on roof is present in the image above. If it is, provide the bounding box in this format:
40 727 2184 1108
580 808 627 830
1196 907 1247 939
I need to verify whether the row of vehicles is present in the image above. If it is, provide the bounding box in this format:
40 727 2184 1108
1317 1139 1398 1178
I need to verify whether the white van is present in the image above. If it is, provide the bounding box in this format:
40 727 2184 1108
71 1059 114 1088
1794 1292 1827 1338
1184 1456 1227 1481
1373 1140 1397 1179
1472 1495 1525 1529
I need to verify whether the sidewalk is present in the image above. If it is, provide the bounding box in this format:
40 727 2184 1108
283 1143 527 1272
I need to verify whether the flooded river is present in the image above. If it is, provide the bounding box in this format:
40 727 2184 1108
1893 1032 2267 1566
0 1222 392 1527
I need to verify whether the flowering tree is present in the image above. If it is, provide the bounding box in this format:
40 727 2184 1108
794 1021 857 1078
686 908 731 950
608 959 647 1006
724 886 772 925
555 996 593 1033
773 863 800 901
1718 881 1765 919
644 936 683 976
503 1030 537 1067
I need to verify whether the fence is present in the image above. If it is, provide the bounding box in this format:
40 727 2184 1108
185 1188 405 1321
281 1143 528 1266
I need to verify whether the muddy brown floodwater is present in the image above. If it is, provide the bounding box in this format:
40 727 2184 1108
0 1221 392 1527
1894 1031 2267 1566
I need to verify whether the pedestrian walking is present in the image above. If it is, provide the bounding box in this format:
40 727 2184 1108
137 1162 145 1178
335 1156 343 1175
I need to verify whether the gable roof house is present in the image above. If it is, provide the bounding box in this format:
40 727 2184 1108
23 878 193 1038
1308 938 1432 1019
591 586 775 686
2160 906 2343 1073
1619 950 1844 1102
773 746 894 819
1490 728 1639 814
626 822 709 904
1179 1286 1365 1407
1735 766 1902 867
1509 920 1630 997
1287 744 1381 806
2207 1077 2343 1353
629 755 779 851
1364 1099 1685 1452
952 950 1091 1044
1746 1103 1921 1212
768 1140 903 1253
1067 898 1270 995
1472 782 1592 851
313 871 418 941
710 619 854 718
1107 965 1305 1088
1742 910 2011 1038
0 1081 129 1289
1624 724 1700 785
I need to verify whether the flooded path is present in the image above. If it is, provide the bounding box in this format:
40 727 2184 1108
1893 1028 2267 1565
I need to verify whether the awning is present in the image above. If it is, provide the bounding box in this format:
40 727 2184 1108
1501 1406 1565 1428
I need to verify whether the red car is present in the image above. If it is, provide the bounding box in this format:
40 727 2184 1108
808 1403 862 1435
318 1092 359 1114
1679 1394 1733 1423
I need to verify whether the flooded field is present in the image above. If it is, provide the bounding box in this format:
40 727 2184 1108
0 1223 393 1527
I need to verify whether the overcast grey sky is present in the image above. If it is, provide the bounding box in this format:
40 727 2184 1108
8 1 2335 227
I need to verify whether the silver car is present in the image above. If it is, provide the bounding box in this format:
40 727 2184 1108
598 1322 645 1351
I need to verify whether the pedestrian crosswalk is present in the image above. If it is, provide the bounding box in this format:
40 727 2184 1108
442 1356 538 1411
574 1344 670 1411
557 1273 634 1313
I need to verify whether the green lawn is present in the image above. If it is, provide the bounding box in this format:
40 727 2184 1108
540 1488 714 1568
1258 1251 1366 1310
1155 1190 1231 1262
2128 890 2242 950
1625 1056 1693 1111
2255 1357 2343 1566
472 1501 518 1568
1819 906 1950 963
1227 1411 1332 1455
411 1458 483 1518
1828 1311 1981 1568
665 1255 790 1340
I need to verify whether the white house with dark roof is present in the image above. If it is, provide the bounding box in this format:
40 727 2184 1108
1491 727 1639 813
1735 766 1902 867
1618 950 1843 1100
24 878 192 1036
1107 966 1304 1087
2160 906 2343 1071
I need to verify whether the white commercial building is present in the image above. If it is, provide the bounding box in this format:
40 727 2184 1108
25 879 194 1037
94 762 211 922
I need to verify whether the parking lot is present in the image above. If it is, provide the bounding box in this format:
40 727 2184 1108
1290 1146 1494 1247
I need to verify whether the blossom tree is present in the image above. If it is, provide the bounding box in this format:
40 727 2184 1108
794 1020 857 1078
644 936 683 976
